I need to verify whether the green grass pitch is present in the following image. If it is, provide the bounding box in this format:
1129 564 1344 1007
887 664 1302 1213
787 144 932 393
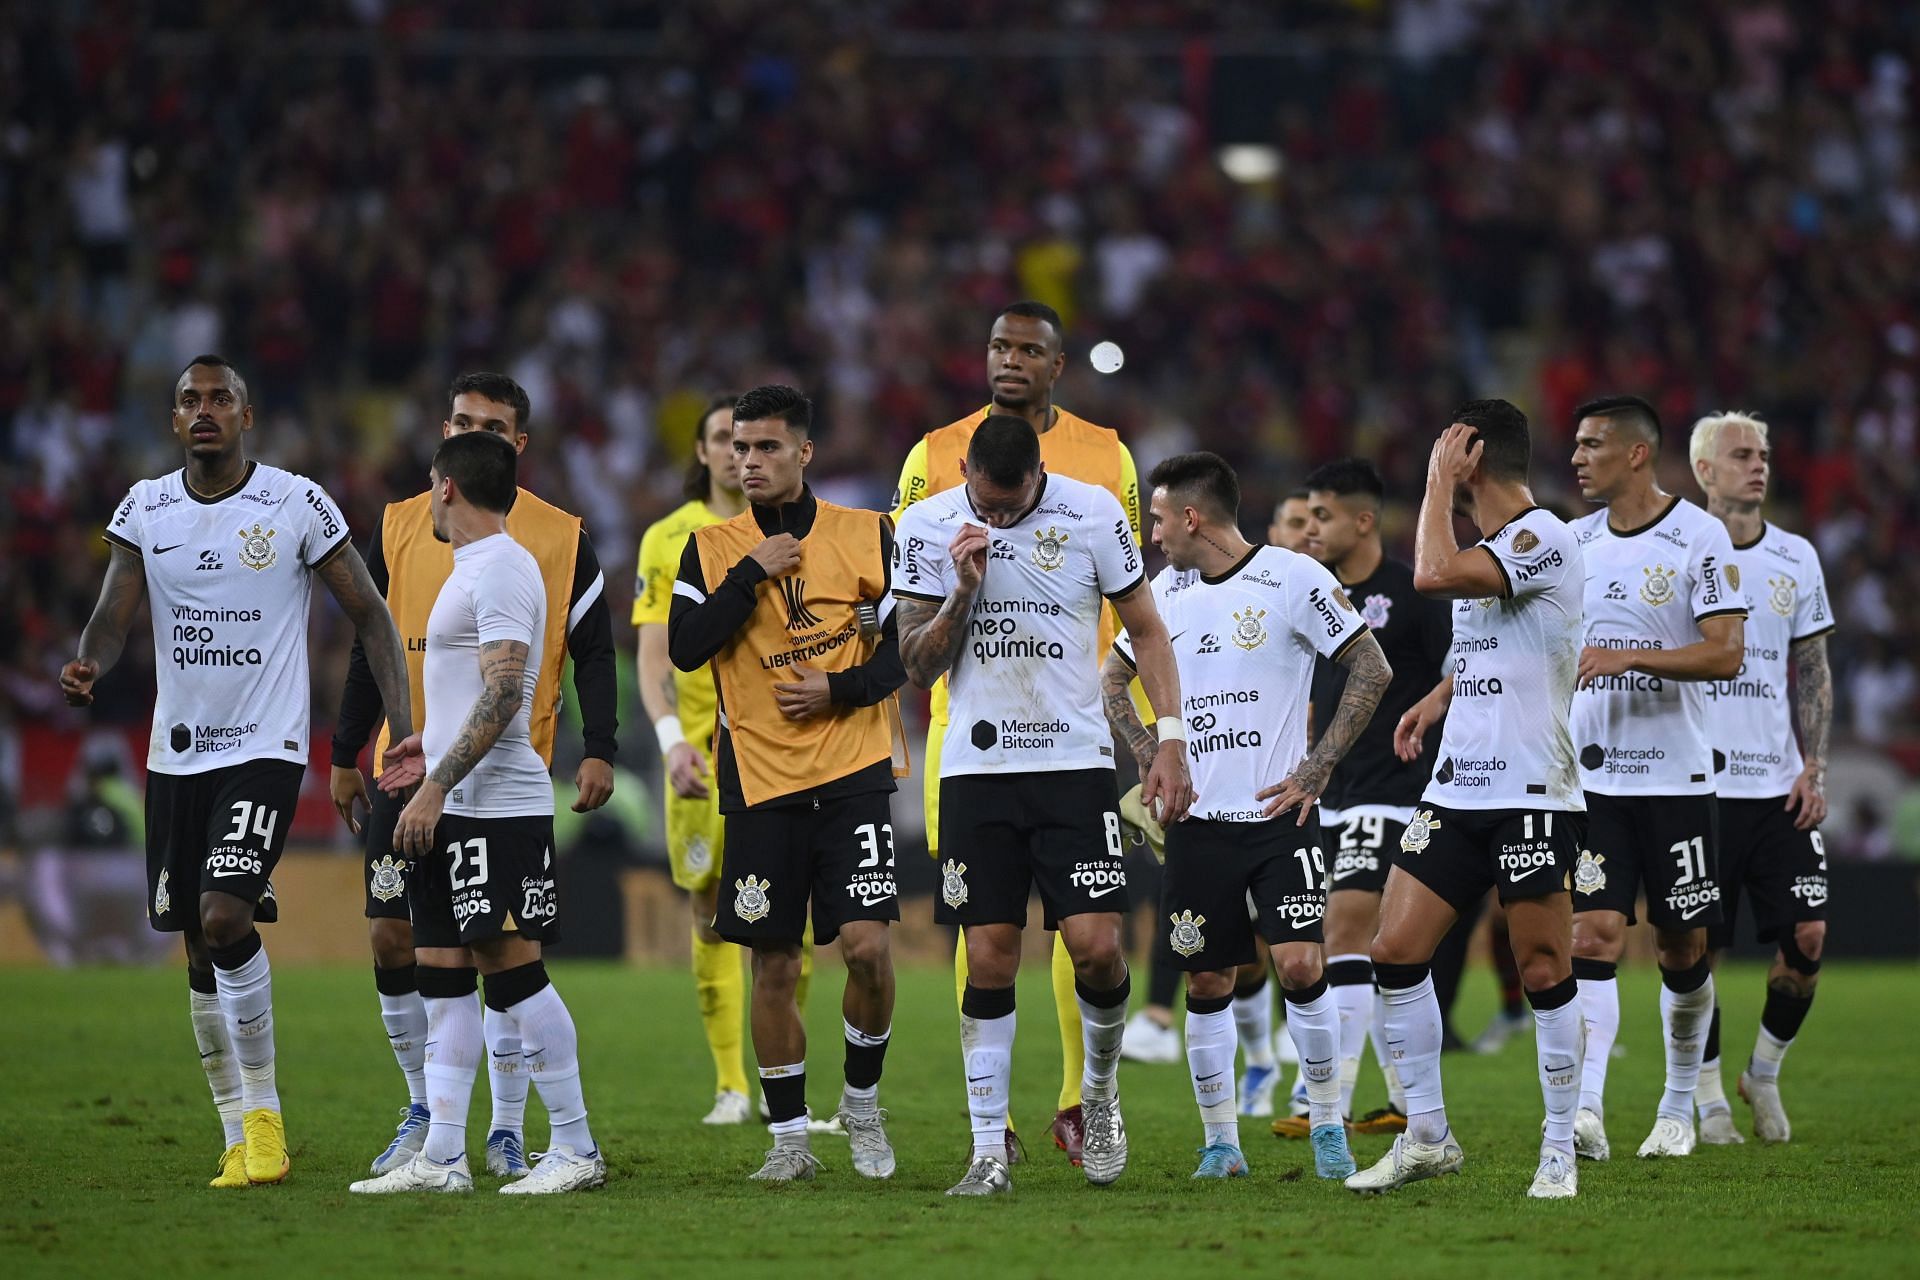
3 959 1914 1278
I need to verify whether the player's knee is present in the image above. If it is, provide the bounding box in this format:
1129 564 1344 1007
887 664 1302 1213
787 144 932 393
1274 950 1322 991
1070 937 1125 985
838 928 891 984
368 917 413 969
1654 929 1705 971
750 944 803 991
1519 953 1569 992
198 896 253 948
1571 916 1624 961
1790 920 1826 965
1187 969 1235 1002
1369 930 1421 968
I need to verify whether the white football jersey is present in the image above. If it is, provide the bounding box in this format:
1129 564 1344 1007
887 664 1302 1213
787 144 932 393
105 462 350 775
1710 522 1833 798
1569 498 1746 796
893 474 1145 776
423 533 552 818
1114 548 1367 822
1425 506 1585 812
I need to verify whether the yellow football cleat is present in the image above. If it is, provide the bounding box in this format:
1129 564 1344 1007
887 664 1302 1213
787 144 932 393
1351 1106 1409 1136
243 1109 289 1184
1271 1114 1313 1139
209 1142 249 1188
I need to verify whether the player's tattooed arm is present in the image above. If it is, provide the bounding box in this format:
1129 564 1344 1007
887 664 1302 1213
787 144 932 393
1787 632 1832 829
1100 651 1157 774
317 546 414 740
62 544 148 704
427 639 531 791
1259 632 1391 823
897 595 974 689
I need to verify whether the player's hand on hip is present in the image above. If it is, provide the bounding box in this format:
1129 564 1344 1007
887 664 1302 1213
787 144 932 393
59 659 99 707
330 764 370 836
1141 741 1195 825
773 662 833 721
1785 765 1827 831
950 524 990 592
378 734 426 794
573 757 615 813
1576 644 1633 689
1257 769 1324 825
666 742 711 798
394 782 445 858
748 534 802 577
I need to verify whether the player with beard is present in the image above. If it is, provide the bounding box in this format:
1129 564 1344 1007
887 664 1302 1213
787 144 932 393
1102 452 1391 1181
1689 411 1833 1145
63 355 415 1188
891 301 1141 1165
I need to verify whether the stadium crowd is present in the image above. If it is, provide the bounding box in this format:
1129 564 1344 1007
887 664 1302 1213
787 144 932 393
3 0 1917 852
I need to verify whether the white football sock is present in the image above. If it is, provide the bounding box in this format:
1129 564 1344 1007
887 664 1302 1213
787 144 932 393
1329 958 1372 1119
1077 982 1128 1102
1379 975 1447 1144
1748 1025 1791 1081
1577 975 1619 1116
1658 971 1714 1120
1185 1005 1239 1147
377 989 428 1108
213 938 279 1113
961 1010 1016 1161
422 993 481 1163
1533 998 1582 1156
1370 986 1406 1110
1697 1056 1730 1115
510 984 594 1155
1284 986 1342 1128
1233 983 1277 1070
484 1004 529 1134
191 988 245 1145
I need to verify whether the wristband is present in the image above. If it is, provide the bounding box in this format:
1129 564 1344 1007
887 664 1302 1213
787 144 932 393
1156 716 1187 744
654 715 687 753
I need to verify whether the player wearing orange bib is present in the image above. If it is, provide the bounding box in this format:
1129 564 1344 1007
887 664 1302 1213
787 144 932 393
891 301 1140 1166
331 373 618 1180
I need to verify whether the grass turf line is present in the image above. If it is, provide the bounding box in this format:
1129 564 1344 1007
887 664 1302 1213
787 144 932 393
0 961 1913 1279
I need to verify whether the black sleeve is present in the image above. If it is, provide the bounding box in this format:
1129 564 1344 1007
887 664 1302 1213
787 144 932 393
566 530 619 762
329 519 391 768
827 519 907 707
668 534 767 671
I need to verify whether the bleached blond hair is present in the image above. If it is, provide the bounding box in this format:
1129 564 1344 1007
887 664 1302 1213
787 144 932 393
1689 410 1771 481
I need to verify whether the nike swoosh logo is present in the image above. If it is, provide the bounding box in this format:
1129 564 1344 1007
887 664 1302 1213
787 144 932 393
492 1050 518 1059
1680 903 1711 920
238 1011 267 1027
1332 867 1364 880
967 1074 994 1083
860 894 893 906
1196 1071 1223 1082
200 1050 218 1060
1387 1039 1404 1046
1508 870 1532 884
152 543 184 555
211 868 250 878
1087 885 1124 898
1290 918 1315 929
1305 1057 1333 1066
1170 630 1189 644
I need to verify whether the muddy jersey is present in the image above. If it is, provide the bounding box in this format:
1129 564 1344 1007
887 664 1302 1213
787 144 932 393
1711 522 1833 798
893 474 1145 776
1570 498 1746 796
1114 547 1367 822
104 461 350 775
1425 506 1585 812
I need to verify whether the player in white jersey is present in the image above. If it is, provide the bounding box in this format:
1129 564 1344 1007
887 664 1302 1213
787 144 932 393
351 431 605 1195
1689 411 1834 1145
1345 402 1589 1201
894 415 1193 1196
1566 395 1748 1161
1100 453 1391 1182
61 356 415 1189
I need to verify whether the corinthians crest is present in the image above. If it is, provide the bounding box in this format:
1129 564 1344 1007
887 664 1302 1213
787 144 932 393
1768 574 1797 617
1168 909 1207 958
941 859 969 909
1640 564 1675 606
154 868 171 917
1362 593 1393 629
733 874 771 923
1230 605 1269 651
1401 809 1442 854
369 855 407 903
236 523 278 571
1031 525 1069 571
1574 849 1606 895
